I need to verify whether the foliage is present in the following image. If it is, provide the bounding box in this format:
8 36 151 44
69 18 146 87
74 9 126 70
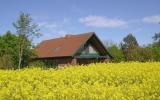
121 33 139 49
136 47 155 62
151 32 160 61
13 12 40 69
0 62 160 99
0 31 36 69
107 44 125 62
121 33 140 61
0 32 19 69
151 45 160 61
119 33 157 62
106 35 159 62
29 60 45 68
0 55 13 69
120 47 154 62
153 32 160 46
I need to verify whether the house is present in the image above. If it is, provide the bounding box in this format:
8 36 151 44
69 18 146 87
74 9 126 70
35 32 112 66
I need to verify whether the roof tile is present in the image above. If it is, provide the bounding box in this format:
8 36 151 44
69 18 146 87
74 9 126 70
36 32 94 58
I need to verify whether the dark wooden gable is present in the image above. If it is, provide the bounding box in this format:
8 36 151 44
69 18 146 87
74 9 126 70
74 33 112 58
76 42 100 57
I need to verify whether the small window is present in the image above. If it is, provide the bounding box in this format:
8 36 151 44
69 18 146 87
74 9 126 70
88 45 97 54
79 44 100 56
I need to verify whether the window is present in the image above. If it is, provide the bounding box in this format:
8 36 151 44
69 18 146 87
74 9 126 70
88 45 97 54
79 44 100 56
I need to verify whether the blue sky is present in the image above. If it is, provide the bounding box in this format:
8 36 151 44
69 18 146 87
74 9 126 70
0 0 160 45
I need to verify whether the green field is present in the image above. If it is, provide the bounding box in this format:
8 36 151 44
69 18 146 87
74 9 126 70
0 62 160 100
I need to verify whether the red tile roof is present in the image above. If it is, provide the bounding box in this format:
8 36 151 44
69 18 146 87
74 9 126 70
36 32 94 58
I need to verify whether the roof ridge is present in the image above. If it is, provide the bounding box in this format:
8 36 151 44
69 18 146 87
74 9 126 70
40 32 95 43
36 32 95 58
73 32 95 36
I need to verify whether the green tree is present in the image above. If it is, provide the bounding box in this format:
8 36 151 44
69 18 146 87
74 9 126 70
136 47 155 62
150 43 160 61
107 44 124 62
152 25 160 61
153 33 160 42
121 33 139 61
0 31 19 69
153 32 160 46
13 12 41 69
121 33 139 49
0 54 13 69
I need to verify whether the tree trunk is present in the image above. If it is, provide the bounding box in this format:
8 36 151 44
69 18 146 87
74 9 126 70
18 51 22 69
18 38 24 69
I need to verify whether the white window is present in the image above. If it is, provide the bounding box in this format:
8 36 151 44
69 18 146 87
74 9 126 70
81 44 98 55
88 45 97 54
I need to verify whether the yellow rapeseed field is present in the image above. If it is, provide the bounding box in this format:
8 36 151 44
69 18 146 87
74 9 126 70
0 62 160 100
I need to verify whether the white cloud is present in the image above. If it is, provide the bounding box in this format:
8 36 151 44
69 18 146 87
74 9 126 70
31 16 72 44
38 22 61 29
79 15 127 28
38 17 71 34
36 21 68 43
143 15 160 24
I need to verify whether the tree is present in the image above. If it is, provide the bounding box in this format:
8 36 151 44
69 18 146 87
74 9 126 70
136 47 155 62
121 33 139 49
0 54 13 69
152 46 160 61
153 32 160 46
0 31 37 69
107 44 125 62
121 33 139 61
153 23 160 45
13 12 41 69
103 40 115 48
0 31 19 69
152 21 160 60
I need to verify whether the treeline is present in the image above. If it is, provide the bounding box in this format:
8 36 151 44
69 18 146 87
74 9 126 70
0 13 40 69
0 12 160 69
0 31 34 69
106 33 160 62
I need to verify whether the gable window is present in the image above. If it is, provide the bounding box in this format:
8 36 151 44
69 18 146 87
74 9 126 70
79 44 100 57
88 45 97 54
